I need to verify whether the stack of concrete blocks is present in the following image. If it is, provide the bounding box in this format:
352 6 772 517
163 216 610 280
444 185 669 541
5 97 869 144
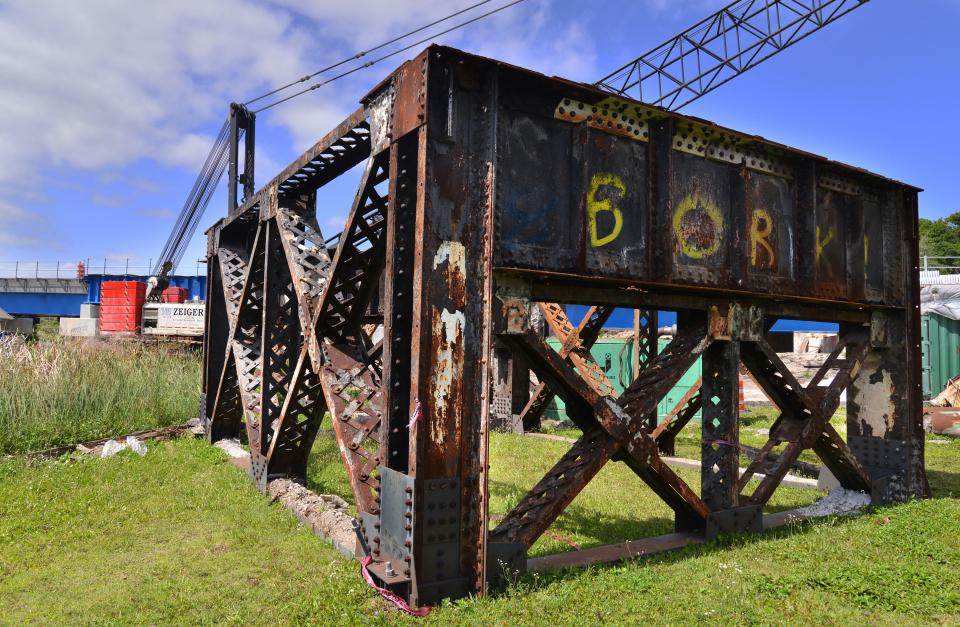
59 303 99 337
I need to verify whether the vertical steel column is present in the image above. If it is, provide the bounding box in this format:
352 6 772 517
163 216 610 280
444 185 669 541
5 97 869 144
201 226 227 428
490 342 529 432
227 105 241 213
406 55 496 605
490 342 517 431
700 340 741 512
381 132 420 472
228 103 256 213
844 195 929 500
242 110 256 202
633 309 660 434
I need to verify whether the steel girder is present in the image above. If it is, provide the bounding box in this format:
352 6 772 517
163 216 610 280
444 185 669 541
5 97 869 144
200 46 927 609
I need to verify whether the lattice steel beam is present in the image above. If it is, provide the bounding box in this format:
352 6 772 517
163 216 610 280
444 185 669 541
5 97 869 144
518 304 614 430
596 0 870 110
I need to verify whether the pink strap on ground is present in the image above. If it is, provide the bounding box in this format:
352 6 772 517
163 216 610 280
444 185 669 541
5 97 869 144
360 555 431 617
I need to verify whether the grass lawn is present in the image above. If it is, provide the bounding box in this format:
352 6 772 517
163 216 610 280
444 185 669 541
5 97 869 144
2 431 959 625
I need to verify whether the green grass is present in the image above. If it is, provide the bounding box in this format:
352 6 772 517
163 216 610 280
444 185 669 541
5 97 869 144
547 405 848 469
1 434 958 625
32 317 60 342
0 336 199 454
304 429 820 555
2 342 958 624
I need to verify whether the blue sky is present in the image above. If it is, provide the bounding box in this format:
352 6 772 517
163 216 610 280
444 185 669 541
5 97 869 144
1 0 957 275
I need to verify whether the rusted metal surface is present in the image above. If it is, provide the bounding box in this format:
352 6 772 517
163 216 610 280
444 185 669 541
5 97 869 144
651 376 701 455
518 304 613 430
200 46 926 608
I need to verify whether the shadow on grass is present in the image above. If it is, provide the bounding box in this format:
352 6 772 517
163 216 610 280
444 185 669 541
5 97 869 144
487 478 676 547
496 506 871 596
926 469 960 498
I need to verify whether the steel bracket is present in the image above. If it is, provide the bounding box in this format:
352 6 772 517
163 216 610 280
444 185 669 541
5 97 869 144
378 466 415 565
486 542 528 584
870 312 891 348
705 504 763 539
708 303 762 341
848 435 909 503
730 303 764 342
419 477 462 583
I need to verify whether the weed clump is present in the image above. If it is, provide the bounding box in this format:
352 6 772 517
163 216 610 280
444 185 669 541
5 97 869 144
0 335 199 454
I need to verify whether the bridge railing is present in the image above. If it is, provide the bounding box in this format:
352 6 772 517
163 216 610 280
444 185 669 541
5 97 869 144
0 261 90 280
0 258 205 279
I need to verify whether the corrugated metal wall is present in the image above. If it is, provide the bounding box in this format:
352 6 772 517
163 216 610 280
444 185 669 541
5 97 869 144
922 312 960 399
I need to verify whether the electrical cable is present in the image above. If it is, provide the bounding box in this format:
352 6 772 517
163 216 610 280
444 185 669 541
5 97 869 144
252 0 527 113
244 0 496 106
152 119 231 274
153 0 527 274
155 131 228 272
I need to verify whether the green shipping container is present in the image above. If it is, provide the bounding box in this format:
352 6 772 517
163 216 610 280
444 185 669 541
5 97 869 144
921 312 960 399
543 337 702 423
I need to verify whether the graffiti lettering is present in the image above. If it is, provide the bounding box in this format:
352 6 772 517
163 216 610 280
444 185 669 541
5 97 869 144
587 173 626 247
750 208 775 269
672 193 724 259
815 225 836 277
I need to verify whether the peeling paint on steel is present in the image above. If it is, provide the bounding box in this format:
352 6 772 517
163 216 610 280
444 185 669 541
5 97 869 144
433 240 466 273
854 352 895 435
431 307 465 447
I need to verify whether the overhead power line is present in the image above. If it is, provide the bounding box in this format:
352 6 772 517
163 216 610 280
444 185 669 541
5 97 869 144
245 0 497 107
152 0 526 274
252 0 528 113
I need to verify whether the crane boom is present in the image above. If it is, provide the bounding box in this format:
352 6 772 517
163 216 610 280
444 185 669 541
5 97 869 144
595 0 869 111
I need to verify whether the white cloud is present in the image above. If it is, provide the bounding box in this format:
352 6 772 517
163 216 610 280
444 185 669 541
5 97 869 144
0 201 61 249
0 0 310 193
136 208 176 219
0 0 631 257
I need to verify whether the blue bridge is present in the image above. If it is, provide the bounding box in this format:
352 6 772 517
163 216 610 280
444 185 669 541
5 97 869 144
0 274 206 318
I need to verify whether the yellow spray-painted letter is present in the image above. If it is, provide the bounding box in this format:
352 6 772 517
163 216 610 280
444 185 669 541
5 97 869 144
587 173 625 247
750 208 775 269
815 225 836 277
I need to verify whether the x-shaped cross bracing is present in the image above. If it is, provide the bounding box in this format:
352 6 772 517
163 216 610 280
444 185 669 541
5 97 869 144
491 319 713 548
207 140 390 514
737 331 872 503
492 304 875 549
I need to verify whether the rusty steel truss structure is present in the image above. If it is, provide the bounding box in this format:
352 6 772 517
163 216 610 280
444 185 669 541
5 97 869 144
201 46 928 608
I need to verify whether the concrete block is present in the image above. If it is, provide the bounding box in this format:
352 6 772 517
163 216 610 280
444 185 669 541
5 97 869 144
80 303 99 319
60 317 98 337
0 317 34 335
817 466 840 491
